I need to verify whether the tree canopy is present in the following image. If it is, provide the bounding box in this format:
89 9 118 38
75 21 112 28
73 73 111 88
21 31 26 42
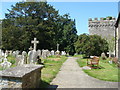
74 34 108 57
2 2 78 55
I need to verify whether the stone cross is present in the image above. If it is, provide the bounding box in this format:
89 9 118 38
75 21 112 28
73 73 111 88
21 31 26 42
29 46 33 51
57 43 59 51
31 38 39 51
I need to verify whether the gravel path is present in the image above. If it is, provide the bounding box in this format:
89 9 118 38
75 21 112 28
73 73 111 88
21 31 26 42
50 57 118 88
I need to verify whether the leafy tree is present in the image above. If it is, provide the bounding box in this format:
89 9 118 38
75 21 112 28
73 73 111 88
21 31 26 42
75 34 108 57
105 36 115 57
2 2 78 55
55 14 78 55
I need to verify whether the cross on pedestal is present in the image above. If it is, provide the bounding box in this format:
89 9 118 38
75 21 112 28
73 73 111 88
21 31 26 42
31 38 39 51
57 43 59 51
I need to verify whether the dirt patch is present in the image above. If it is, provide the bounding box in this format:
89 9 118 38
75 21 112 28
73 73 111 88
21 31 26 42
47 58 61 61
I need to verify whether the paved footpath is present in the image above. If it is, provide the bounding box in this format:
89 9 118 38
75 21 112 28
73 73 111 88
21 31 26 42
50 57 118 88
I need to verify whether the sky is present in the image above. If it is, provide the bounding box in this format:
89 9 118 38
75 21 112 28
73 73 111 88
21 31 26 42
0 1 119 35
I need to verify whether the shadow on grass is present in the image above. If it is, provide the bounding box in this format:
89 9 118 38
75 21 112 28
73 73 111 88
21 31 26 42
40 80 58 89
89 65 105 69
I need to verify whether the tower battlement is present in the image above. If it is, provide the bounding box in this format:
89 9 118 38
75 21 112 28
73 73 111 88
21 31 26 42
88 17 116 39
88 17 116 21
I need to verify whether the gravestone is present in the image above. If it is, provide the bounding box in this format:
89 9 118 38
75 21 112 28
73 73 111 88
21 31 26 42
55 43 60 55
22 51 27 64
12 51 16 57
28 46 33 64
51 50 55 56
28 38 39 64
101 52 106 60
55 50 60 56
16 50 20 56
46 50 51 57
12 50 20 58
41 50 47 59
37 49 41 57
5 50 9 56
29 50 38 64
61 51 66 55
0 53 12 69
16 55 24 66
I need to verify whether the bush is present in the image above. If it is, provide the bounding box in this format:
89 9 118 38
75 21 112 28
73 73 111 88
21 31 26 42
75 34 108 57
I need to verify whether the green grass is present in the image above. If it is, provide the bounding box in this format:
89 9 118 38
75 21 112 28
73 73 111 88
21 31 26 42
41 55 67 87
7 55 16 65
76 55 119 82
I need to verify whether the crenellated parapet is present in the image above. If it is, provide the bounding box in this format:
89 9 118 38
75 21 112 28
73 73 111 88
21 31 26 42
88 17 116 39
88 17 116 28
88 17 116 21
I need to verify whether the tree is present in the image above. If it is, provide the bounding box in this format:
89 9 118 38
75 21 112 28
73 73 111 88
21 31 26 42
2 2 78 54
105 36 115 57
74 34 108 57
55 14 78 55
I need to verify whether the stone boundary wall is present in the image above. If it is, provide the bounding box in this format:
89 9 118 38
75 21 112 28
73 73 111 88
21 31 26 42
88 17 116 39
0 64 43 89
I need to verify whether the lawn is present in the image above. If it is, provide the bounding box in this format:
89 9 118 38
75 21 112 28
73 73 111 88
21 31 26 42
40 55 67 87
76 55 119 82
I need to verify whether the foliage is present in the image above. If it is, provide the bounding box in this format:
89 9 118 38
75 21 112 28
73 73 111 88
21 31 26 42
76 55 118 82
2 2 78 55
74 34 108 57
105 36 115 57
103 16 112 20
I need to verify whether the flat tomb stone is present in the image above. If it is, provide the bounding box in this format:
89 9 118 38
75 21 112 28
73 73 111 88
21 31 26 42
0 64 44 88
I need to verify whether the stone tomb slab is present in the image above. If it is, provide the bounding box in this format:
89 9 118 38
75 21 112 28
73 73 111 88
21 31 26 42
0 64 44 88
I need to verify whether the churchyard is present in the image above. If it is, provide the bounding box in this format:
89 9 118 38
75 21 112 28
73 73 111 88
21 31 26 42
0 1 119 89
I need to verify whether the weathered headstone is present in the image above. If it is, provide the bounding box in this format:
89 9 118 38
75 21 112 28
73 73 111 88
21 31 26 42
46 50 51 57
28 38 39 64
61 51 66 55
41 50 47 59
29 50 38 64
28 46 33 64
22 51 27 64
101 52 106 60
55 43 60 55
0 53 12 69
37 50 41 57
16 55 24 66
51 50 55 56
5 50 9 56
12 51 16 57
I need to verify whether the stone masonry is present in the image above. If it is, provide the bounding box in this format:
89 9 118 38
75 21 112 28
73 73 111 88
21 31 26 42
88 17 116 39
0 64 43 89
115 13 120 59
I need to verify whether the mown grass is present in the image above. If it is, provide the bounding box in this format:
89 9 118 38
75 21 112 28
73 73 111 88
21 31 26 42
41 55 67 87
76 55 119 82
